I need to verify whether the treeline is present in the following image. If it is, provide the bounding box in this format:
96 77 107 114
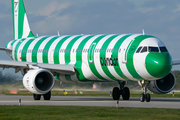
0 70 180 90
0 71 20 84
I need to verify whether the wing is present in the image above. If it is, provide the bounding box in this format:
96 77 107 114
0 48 12 52
0 60 75 75
172 59 180 65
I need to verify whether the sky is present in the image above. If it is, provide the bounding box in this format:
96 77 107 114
0 0 180 76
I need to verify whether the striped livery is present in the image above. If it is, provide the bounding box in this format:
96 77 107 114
6 34 172 82
4 0 176 102
12 0 34 40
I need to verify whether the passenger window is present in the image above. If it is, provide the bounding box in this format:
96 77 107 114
160 47 168 52
149 47 159 52
141 47 147 53
136 47 142 53
119 49 121 52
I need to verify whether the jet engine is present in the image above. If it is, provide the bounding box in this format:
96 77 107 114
23 69 55 94
147 72 176 94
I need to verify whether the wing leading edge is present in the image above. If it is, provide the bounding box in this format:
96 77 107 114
0 48 12 52
172 59 180 65
0 60 75 75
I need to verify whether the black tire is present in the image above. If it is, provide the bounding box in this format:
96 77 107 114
140 93 145 102
122 87 130 100
43 91 51 100
146 93 151 102
33 94 41 100
112 87 120 100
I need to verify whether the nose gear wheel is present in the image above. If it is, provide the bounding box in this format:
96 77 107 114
140 81 151 102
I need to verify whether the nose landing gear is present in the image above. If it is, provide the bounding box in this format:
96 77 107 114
139 80 151 102
112 81 130 100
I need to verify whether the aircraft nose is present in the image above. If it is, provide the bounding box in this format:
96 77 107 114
145 53 172 78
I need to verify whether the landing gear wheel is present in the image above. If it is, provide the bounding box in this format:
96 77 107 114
122 87 130 100
112 87 120 100
139 80 151 102
140 93 145 102
43 91 51 100
33 94 41 100
146 93 151 102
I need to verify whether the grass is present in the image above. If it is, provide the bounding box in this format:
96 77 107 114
0 106 180 120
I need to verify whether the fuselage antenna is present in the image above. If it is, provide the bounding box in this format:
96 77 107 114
142 29 145 35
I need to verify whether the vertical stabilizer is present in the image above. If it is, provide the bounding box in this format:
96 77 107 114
12 0 34 39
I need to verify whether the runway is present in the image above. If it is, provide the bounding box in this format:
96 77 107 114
0 94 180 108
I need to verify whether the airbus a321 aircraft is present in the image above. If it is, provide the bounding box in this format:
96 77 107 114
1 0 179 102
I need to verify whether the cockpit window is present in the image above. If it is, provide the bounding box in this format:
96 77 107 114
141 46 147 53
136 46 168 53
148 47 159 52
160 47 168 52
136 47 142 53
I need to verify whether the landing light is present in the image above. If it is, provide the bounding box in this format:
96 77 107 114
141 80 145 85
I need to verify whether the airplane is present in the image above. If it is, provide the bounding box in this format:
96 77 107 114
1 0 179 102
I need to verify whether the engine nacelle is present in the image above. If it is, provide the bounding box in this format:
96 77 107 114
147 72 176 94
23 69 55 94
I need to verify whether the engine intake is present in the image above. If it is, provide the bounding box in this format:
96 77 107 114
23 69 54 94
147 72 176 94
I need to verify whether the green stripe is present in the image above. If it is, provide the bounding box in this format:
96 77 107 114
11 40 17 60
75 35 95 81
146 52 172 78
113 34 131 80
88 35 108 80
54 75 60 81
126 35 155 79
125 40 133 61
43 36 59 63
14 39 26 61
12 0 15 39
32 36 48 63
27 31 34 38
11 40 17 46
54 36 71 64
65 36 82 64
100 35 119 80
65 75 72 81
21 38 35 62
18 0 25 39
5 43 8 48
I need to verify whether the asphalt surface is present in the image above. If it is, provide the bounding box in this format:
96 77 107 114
0 94 180 108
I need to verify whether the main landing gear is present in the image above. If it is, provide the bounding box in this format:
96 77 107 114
139 80 151 102
33 91 51 100
112 81 130 100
